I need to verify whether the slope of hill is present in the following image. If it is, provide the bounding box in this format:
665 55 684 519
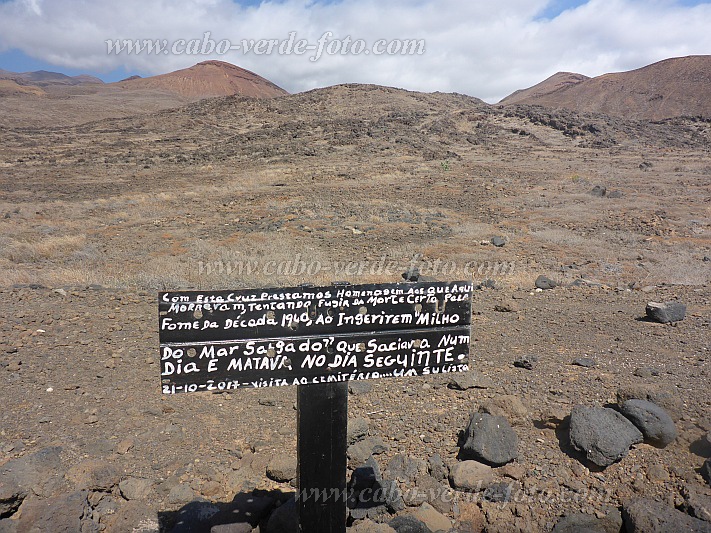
500 72 589 105
501 55 711 120
0 79 46 97
0 69 103 87
112 60 288 99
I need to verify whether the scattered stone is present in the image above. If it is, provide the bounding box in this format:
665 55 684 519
116 439 135 455
490 236 506 247
646 301 687 323
569 405 643 468
170 501 221 533
348 417 370 445
65 459 120 492
347 438 389 467
590 185 607 197
482 482 516 503
540 406 570 429
388 515 430 533
0 479 25 518
455 502 486 532
701 459 711 486
513 355 538 370
384 454 427 483
552 508 622 533
0 446 64 498
573 357 597 368
447 370 494 390
634 367 660 378
620 399 677 447
449 461 494 492
266 456 297 483
167 483 196 504
412 502 451 532
646 464 670 483
348 381 372 395
6 362 20 373
493 302 518 312
428 454 448 482
617 385 684 421
460 413 518 466
681 486 711 523
119 477 154 501
535 275 558 289
608 190 624 199
479 395 528 426
14 491 98 533
499 463 526 481
622 497 711 532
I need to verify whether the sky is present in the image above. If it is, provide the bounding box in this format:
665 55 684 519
0 0 709 102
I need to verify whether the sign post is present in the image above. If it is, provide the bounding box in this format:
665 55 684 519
158 281 472 532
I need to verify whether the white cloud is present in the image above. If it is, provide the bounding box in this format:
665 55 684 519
0 0 709 101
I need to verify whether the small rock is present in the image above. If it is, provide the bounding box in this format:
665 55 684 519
388 515 430 533
65 459 120 491
569 405 643 468
116 439 134 455
211 523 253 533
411 502 451 532
645 301 687 323
590 185 607 197
168 484 196 504
447 370 494 390
13 491 98 533
449 461 494 492
428 454 448 482
513 355 538 370
6 362 20 373
682 486 711 523
347 437 388 467
620 399 677 447
551 512 607 533
350 519 396 533
479 395 528 426
493 302 518 312
490 236 506 247
0 479 25 518
460 413 518 466
646 464 670 483
119 477 154 501
634 367 660 378
384 454 427 483
617 384 684 421
622 497 711 532
701 459 711 487
500 463 526 481
402 267 420 282
573 357 597 368
266 456 297 483
535 275 558 290
348 417 370 445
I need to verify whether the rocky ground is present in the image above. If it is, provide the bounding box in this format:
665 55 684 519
0 84 710 532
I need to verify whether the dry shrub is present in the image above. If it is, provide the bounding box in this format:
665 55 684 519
4 234 88 263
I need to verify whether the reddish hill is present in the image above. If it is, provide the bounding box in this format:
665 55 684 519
113 60 287 99
500 55 711 120
500 72 589 105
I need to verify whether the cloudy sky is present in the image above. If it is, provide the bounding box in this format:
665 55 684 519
0 0 709 102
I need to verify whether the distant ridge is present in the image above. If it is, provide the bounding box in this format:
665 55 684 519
112 60 288 99
500 55 711 120
0 69 103 87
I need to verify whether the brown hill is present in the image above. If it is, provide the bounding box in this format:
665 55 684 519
0 79 46 97
112 60 288 99
501 55 711 120
500 72 589 105
0 69 103 87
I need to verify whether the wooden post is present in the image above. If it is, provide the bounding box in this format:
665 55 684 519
296 381 348 533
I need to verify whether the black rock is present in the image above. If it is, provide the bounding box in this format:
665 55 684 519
384 454 426 483
607 190 624 199
551 512 607 533
569 406 643 468
645 301 686 323
491 236 506 247
573 357 597 368
620 400 677 448
590 185 607 197
701 458 711 487
535 275 558 290
388 515 430 533
0 479 25 519
514 355 538 370
460 413 518 466
482 482 515 503
266 497 297 533
13 491 98 533
622 497 711 532
427 454 448 482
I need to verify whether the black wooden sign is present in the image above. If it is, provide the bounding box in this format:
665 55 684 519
159 281 472 393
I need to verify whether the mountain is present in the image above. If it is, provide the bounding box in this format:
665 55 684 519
112 60 288 99
499 72 589 105
500 55 711 120
0 69 103 87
